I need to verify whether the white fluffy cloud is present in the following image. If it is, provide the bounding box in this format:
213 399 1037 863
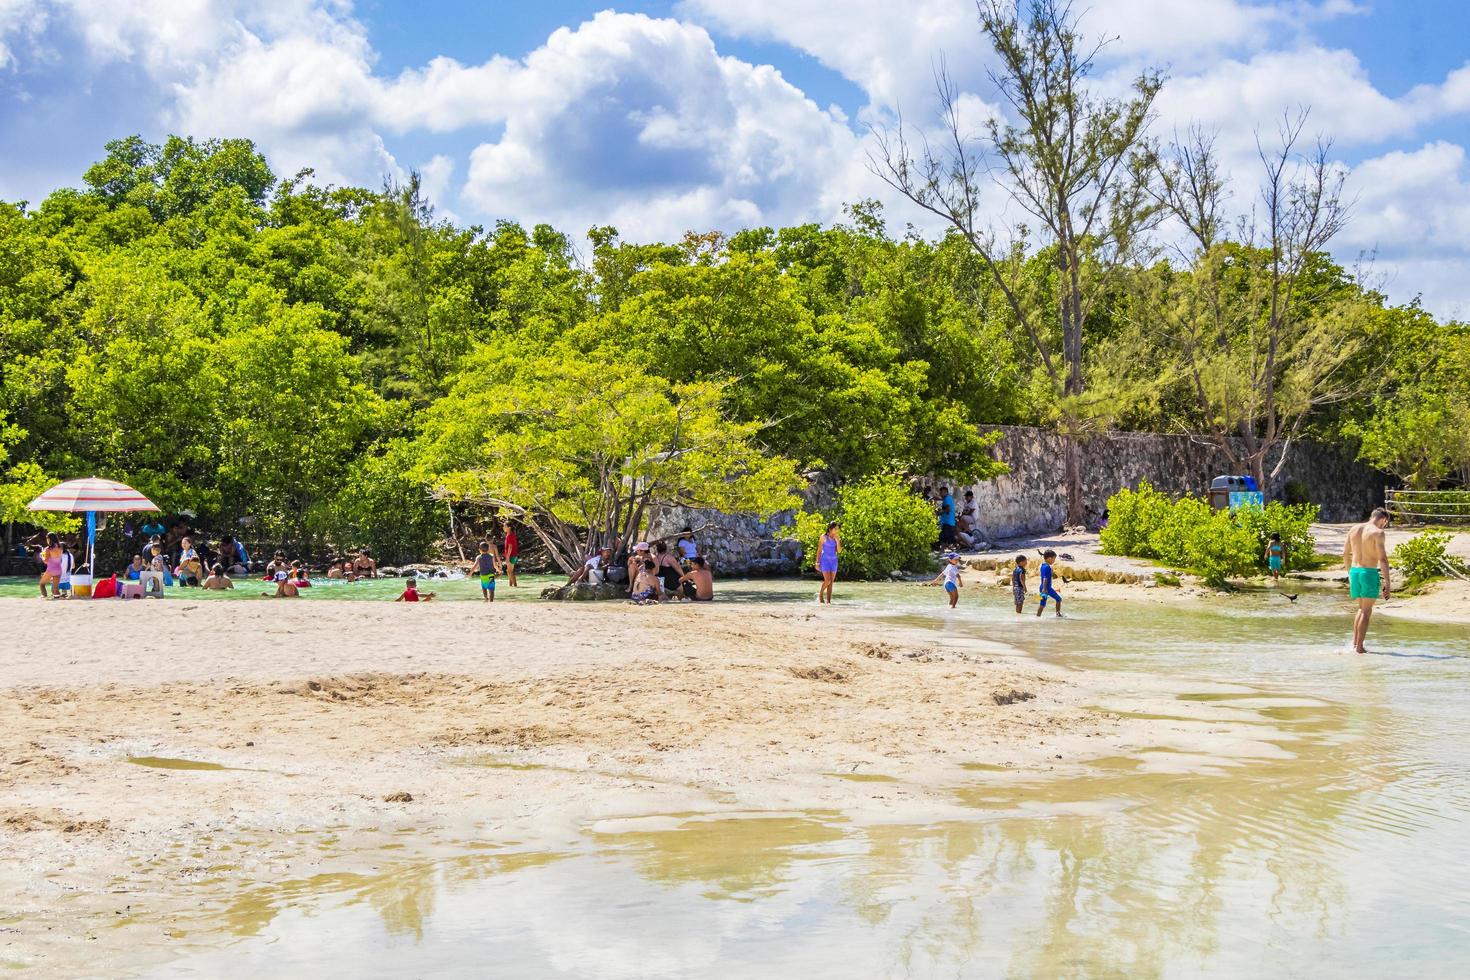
2 0 1469 314
456 12 862 240
1339 141 1470 318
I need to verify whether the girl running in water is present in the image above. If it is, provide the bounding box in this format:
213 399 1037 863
816 521 841 604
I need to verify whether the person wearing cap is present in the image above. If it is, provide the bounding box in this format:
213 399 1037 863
626 542 651 594
926 552 964 608
570 546 614 585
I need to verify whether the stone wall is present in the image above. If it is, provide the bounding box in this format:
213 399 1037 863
960 426 1387 540
642 428 1385 575
645 476 835 577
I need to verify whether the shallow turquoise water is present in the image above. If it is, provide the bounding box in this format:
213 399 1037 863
15 574 1470 976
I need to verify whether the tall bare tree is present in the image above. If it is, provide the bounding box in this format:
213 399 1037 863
871 0 1163 526
1149 114 1366 493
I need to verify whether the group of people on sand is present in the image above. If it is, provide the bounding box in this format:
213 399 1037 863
566 528 714 604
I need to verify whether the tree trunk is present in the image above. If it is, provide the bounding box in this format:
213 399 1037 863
1250 453 1268 501
1063 435 1084 527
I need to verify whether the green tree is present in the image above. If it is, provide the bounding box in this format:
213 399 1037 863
874 0 1164 524
1150 123 1368 492
415 339 800 573
790 475 937 579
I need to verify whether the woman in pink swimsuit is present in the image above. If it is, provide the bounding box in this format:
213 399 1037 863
38 533 63 599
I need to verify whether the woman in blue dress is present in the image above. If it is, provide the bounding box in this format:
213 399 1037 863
816 521 841 604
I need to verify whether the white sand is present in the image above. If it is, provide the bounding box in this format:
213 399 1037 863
0 597 1294 973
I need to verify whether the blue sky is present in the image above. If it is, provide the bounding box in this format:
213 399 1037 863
2 1 1469 316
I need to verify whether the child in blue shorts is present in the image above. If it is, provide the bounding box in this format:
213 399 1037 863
928 552 964 608
1036 549 1063 618
474 539 502 602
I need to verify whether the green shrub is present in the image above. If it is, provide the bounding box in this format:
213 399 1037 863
314 440 442 564
1099 480 1172 559
1099 483 1320 587
1392 532 1469 587
788 475 936 579
1186 509 1262 587
1235 500 1320 572
1147 494 1211 567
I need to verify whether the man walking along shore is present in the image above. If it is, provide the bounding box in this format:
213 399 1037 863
1344 508 1392 654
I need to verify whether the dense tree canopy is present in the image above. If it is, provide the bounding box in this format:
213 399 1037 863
0 134 1462 560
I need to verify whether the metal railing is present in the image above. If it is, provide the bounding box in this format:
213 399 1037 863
1385 489 1470 524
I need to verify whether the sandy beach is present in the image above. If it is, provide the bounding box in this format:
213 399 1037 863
0 594 1282 974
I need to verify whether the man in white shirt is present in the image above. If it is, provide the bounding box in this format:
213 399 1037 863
570 547 614 585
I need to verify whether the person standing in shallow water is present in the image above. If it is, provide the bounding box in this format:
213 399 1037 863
500 520 520 588
1344 507 1392 654
816 521 841 604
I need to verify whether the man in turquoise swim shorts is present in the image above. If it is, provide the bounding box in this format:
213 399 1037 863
1344 508 1392 654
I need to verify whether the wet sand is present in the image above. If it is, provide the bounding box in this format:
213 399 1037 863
0 596 1265 973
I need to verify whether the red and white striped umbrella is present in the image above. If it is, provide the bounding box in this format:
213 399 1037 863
27 477 158 513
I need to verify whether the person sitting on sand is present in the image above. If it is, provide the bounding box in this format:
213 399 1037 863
353 548 378 579
676 528 698 563
217 536 248 576
1011 555 1029 614
957 491 978 549
927 552 964 608
177 554 205 587
654 541 683 597
395 577 435 602
202 564 234 590
630 559 662 604
570 547 613 585
676 556 715 601
627 542 650 594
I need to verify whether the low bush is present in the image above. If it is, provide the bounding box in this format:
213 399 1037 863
1392 532 1469 587
1100 480 1321 587
788 475 936 580
1234 500 1320 571
1099 481 1173 558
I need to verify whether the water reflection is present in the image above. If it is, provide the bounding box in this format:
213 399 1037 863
120 588 1470 977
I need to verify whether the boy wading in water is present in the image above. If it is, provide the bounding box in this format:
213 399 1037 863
1344 508 1392 654
1011 555 1028 613
1266 533 1285 582
928 553 964 608
474 539 502 602
1036 549 1063 618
